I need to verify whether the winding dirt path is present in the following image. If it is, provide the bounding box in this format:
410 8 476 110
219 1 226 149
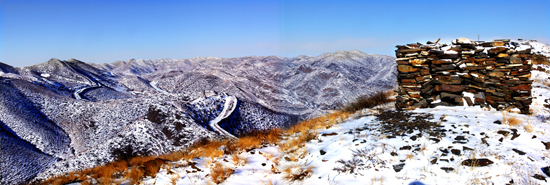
209 96 238 139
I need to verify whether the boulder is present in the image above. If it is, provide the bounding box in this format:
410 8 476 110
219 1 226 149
461 158 494 167
543 166 550 177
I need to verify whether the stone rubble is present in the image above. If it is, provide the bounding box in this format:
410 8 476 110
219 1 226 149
395 38 532 113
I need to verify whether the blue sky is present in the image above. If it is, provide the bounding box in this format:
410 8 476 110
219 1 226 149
1 0 549 67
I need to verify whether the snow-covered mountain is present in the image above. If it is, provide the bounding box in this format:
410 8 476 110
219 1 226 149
0 50 396 184
93 50 396 113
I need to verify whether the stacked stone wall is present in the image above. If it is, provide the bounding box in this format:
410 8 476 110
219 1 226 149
395 38 532 113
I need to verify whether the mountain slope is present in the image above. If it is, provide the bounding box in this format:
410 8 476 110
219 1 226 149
0 50 397 184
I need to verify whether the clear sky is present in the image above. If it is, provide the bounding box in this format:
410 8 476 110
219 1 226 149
1 0 549 67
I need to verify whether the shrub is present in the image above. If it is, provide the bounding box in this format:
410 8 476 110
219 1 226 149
210 162 234 184
341 91 393 113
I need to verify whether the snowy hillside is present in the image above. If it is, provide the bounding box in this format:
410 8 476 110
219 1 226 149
143 105 550 185
0 50 396 184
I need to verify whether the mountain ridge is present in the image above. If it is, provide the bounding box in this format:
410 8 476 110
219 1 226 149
0 50 397 184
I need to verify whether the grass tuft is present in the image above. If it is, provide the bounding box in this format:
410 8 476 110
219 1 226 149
210 162 234 184
283 163 315 182
502 112 522 127
126 166 144 185
341 91 393 113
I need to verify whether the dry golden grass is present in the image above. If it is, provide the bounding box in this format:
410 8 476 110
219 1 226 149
170 174 180 185
502 112 522 127
341 91 393 113
282 164 315 182
370 176 385 185
210 162 234 184
39 155 167 185
231 153 245 166
232 136 262 151
142 158 167 178
525 124 534 133
259 178 276 185
126 167 144 185
95 165 115 184
38 173 79 185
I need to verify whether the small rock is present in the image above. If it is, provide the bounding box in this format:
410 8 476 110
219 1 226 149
393 163 405 172
320 150 327 155
440 159 449 162
542 141 550 150
542 166 550 177
410 136 417 141
532 174 547 182
391 151 398 156
499 137 503 142
512 149 526 155
400 146 412 150
461 158 494 167
440 167 454 173
532 135 537 139
497 130 510 136
494 120 502 124
482 136 490 146
429 138 441 143
321 132 338 136
451 149 461 155
510 129 520 140
262 163 266 166
430 159 437 164
463 146 473 151
455 136 467 140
